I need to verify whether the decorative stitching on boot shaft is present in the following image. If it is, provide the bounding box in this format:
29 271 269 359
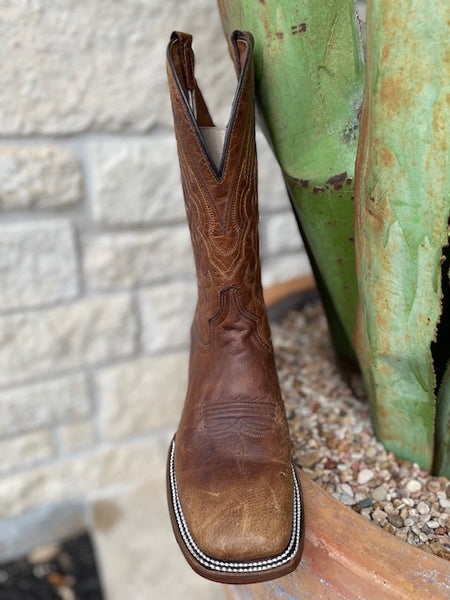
167 33 270 346
193 286 272 353
201 394 276 439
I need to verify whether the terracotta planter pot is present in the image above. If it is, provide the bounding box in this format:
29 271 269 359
225 470 450 599
223 277 450 599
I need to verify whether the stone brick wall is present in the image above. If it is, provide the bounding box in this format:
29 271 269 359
0 1 309 518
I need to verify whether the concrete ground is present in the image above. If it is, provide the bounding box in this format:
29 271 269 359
93 476 228 600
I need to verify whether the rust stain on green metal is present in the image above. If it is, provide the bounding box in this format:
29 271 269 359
354 0 449 470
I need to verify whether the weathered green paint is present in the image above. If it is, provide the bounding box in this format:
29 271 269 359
285 176 357 363
354 0 449 470
218 0 364 355
218 0 450 471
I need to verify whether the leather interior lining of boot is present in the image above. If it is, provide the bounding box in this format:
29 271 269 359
235 38 248 73
199 126 227 171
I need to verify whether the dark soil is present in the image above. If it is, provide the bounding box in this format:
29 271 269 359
0 533 103 600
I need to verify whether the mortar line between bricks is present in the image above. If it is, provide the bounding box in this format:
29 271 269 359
0 368 88 394
130 290 145 356
0 208 190 230
0 346 190 394
71 223 86 300
0 290 134 317
81 369 102 453
0 415 93 444
0 276 198 317
81 218 190 233
50 424 64 457
0 430 175 480
0 127 175 145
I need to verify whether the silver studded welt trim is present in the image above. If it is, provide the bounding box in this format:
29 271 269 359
169 439 302 574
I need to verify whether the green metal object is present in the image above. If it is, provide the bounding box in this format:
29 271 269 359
218 0 364 363
354 0 449 470
218 0 450 472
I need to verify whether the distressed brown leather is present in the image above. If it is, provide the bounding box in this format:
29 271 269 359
167 31 297 566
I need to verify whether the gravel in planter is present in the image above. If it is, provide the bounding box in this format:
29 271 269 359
272 301 450 561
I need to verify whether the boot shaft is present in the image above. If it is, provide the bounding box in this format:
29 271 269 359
166 32 267 340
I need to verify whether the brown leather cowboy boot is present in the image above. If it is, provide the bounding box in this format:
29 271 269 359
166 30 304 584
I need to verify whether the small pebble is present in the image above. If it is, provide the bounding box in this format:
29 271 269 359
383 502 396 515
58 586 76 600
372 486 387 501
27 544 60 565
358 497 373 509
427 480 442 493
427 520 440 529
47 572 66 587
439 497 450 509
406 480 422 494
438 514 448 526
340 494 356 506
341 483 354 497
298 452 321 467
372 508 387 524
384 523 396 535
33 564 51 578
388 514 405 528
417 501 430 515
358 469 374 485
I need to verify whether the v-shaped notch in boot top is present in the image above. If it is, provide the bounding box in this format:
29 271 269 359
167 30 254 180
